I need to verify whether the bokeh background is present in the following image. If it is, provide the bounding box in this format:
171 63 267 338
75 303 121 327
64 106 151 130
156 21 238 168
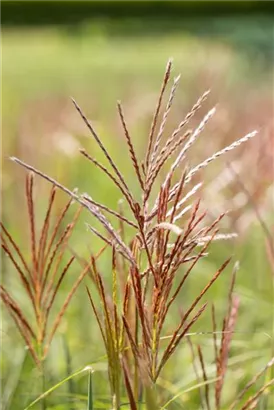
1 1 274 409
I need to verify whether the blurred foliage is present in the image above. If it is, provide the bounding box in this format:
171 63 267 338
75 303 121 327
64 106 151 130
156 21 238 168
2 1 274 64
2 0 273 17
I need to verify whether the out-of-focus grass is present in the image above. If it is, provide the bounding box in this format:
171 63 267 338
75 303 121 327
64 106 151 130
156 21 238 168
1 27 273 409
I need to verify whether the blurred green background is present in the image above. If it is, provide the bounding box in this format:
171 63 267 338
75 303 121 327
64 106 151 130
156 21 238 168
1 1 274 409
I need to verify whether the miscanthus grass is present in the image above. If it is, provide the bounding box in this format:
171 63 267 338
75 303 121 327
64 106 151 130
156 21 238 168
2 59 273 409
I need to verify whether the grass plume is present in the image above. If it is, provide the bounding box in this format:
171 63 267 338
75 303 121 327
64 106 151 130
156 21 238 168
4 59 266 409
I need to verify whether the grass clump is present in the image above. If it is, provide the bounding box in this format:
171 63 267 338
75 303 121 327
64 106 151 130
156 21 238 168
2 59 273 409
